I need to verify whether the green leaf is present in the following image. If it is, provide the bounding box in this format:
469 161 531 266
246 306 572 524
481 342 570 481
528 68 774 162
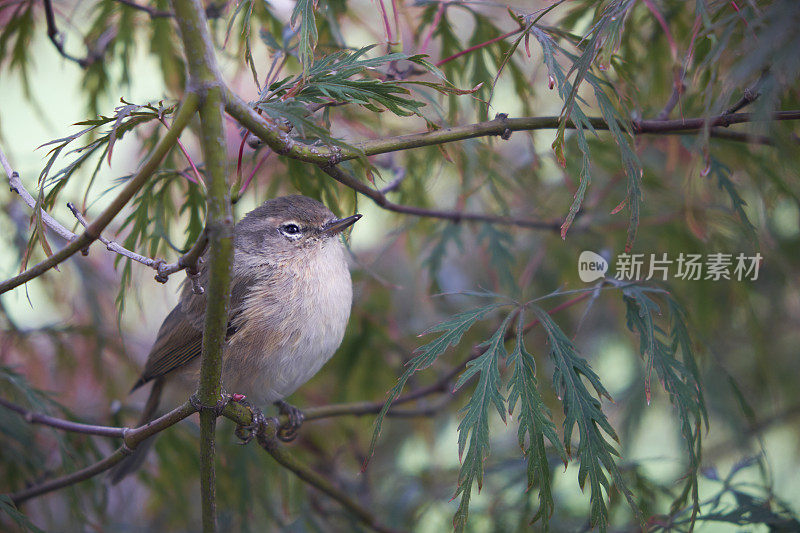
507 312 565 529
530 304 643 532
622 284 662 403
423 222 463 278
37 100 174 209
452 313 511 532
263 47 437 118
622 287 707 524
366 303 505 465
291 0 319 77
528 26 595 239
528 8 642 246
477 224 516 291
708 157 757 241
0 1 35 98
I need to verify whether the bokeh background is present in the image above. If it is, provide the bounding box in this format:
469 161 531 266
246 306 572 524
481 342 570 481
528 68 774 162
1 0 799 531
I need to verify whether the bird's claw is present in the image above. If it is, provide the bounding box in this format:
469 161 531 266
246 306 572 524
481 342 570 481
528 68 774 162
275 400 305 442
234 399 268 445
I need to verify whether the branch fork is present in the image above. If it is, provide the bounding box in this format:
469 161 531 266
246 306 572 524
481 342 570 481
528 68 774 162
1 145 208 291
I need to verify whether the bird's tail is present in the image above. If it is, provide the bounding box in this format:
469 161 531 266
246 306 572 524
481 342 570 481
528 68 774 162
108 378 164 484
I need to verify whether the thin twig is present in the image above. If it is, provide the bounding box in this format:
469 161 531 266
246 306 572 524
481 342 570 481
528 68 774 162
42 0 85 66
724 71 768 115
42 0 116 68
420 3 446 54
675 128 772 145
113 0 225 19
657 68 686 120
222 403 401 533
69 201 208 289
0 286 584 512
234 150 272 202
67 202 154 265
725 88 760 115
114 0 173 18
378 168 407 194
3 147 208 289
0 94 200 295
259 436 401 533
0 397 125 438
158 117 206 188
301 396 449 422
6 401 198 505
2 153 76 243
321 164 562 230
705 402 800 457
436 28 524 67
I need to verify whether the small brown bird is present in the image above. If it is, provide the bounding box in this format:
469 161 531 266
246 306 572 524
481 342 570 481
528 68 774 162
110 195 361 482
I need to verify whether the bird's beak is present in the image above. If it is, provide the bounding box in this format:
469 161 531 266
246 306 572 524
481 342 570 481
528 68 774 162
322 214 362 235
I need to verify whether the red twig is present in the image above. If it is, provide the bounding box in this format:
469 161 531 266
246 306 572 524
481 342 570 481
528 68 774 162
421 3 446 53
642 0 677 61
729 0 755 38
236 132 247 190
159 118 203 185
376 0 394 44
435 28 523 67
522 292 593 334
239 150 273 196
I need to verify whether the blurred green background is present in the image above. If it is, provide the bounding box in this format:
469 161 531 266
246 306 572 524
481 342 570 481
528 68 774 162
2 1 800 531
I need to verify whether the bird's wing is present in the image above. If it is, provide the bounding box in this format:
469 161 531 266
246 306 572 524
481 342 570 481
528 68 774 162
130 254 265 391
131 304 203 391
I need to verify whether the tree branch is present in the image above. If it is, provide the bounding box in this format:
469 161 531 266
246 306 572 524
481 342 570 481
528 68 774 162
42 0 115 68
67 202 208 289
302 397 449 422
2 154 76 243
0 290 588 518
357 111 800 155
114 0 173 18
225 87 800 165
0 396 125 438
3 155 208 289
6 401 198 505
320 164 561 230
0 93 201 295
171 0 233 531
222 403 401 533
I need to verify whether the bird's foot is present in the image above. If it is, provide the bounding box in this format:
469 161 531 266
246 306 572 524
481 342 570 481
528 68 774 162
275 400 305 442
189 393 230 416
234 399 271 445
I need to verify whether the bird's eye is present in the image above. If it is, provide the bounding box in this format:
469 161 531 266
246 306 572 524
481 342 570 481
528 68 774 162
279 223 302 239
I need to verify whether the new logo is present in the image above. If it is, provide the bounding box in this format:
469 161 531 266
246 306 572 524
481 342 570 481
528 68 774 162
578 251 608 282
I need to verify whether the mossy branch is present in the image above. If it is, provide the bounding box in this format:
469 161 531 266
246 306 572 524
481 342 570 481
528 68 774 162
171 1 234 532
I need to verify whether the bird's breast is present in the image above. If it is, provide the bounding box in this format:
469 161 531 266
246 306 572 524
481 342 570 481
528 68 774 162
223 240 352 404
